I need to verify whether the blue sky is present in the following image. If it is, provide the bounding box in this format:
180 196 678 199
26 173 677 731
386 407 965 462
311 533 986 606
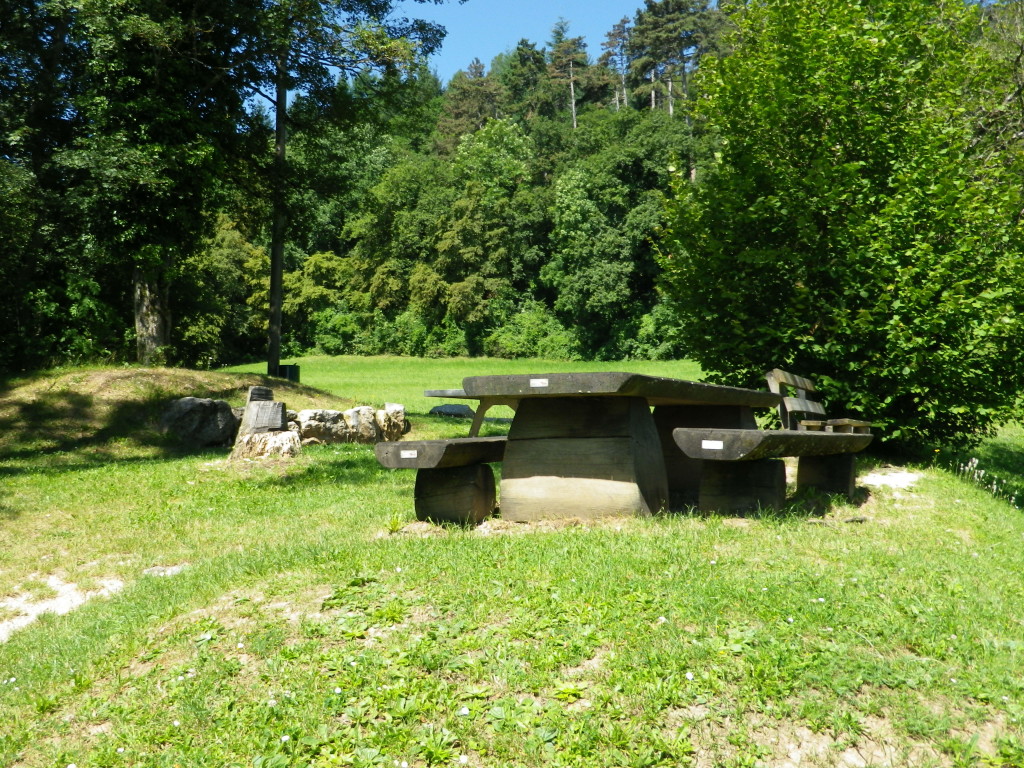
398 0 643 84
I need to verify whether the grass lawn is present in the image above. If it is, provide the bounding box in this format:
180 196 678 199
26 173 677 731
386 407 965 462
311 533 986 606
0 356 1023 767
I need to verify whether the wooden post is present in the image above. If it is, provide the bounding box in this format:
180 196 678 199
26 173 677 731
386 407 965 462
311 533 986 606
797 454 857 498
699 459 786 513
653 405 756 511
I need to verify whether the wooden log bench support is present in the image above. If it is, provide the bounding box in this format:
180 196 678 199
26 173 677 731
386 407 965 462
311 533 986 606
670 370 873 513
375 437 506 525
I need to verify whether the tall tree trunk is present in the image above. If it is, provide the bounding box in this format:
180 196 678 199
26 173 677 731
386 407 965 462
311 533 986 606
650 70 656 110
667 76 674 117
569 60 578 130
267 48 287 377
619 70 628 110
133 264 170 364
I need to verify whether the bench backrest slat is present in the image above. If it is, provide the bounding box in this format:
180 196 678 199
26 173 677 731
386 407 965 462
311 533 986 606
766 368 824 429
766 369 817 393
781 396 826 420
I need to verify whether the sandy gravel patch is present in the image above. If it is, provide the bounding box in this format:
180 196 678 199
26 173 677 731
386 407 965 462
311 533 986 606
0 575 124 642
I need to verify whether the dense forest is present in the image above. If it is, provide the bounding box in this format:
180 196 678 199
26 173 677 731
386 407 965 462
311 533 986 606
4 0 1024 447
1 0 726 370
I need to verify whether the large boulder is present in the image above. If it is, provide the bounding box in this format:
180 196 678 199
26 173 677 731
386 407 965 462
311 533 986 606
160 397 239 447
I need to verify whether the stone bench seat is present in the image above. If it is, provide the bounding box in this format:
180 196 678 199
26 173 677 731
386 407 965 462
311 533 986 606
672 427 873 462
375 437 507 525
375 436 506 469
664 369 874 512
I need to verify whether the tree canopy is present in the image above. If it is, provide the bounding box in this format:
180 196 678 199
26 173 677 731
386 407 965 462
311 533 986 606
6 0 1024 449
658 0 1024 449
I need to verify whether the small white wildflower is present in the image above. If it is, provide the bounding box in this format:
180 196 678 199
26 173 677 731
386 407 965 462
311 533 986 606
281 735 290 743
67 764 77 768
334 687 342 694
177 675 185 681
237 643 244 649
787 617 794 624
117 747 125 753
173 720 180 727
762 587 768 592
656 616 667 624
350 661 357 667
395 567 402 572
685 672 694 681
951 678 958 684
460 756 469 765
268 699 277 707
458 706 470 716
817 598 825 603
402 762 409 768
710 560 716 565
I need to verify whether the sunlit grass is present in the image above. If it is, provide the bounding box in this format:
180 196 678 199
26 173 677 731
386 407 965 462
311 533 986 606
1 359 1023 767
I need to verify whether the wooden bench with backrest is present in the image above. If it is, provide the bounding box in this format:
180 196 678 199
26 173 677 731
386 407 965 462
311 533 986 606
670 369 872 512
375 436 506 525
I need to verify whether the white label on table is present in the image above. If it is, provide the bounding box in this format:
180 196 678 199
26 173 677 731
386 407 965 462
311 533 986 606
529 378 549 388
701 440 724 450
400 450 418 459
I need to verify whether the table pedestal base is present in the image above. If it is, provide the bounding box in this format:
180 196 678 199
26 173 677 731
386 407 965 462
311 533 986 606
499 397 668 521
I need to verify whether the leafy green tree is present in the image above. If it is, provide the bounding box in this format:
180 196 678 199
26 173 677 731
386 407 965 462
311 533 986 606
434 58 506 153
599 17 633 111
660 0 1024 449
548 20 588 129
629 0 722 116
494 39 554 122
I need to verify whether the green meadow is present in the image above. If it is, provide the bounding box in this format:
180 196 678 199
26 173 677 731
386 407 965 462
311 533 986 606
1 357 1022 767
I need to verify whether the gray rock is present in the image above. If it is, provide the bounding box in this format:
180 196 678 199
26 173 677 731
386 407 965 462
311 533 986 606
160 397 239 447
231 430 301 459
344 406 380 443
430 404 476 419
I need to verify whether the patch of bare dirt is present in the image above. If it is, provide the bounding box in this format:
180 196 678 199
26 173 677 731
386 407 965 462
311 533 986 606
0 574 124 643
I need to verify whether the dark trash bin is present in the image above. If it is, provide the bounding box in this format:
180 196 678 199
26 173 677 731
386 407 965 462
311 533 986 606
278 364 300 383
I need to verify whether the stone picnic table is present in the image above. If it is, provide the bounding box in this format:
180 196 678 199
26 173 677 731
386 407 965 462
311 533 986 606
422 372 781 522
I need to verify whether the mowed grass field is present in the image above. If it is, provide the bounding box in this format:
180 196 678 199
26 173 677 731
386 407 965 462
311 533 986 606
0 356 1023 768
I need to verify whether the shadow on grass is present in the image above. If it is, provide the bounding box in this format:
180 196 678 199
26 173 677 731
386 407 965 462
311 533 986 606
250 448 388 489
0 388 229 470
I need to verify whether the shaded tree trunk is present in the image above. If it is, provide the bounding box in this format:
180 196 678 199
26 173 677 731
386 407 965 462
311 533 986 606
134 265 170 364
267 48 287 377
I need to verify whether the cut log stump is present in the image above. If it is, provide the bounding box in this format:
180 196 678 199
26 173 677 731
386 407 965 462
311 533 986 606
414 464 496 525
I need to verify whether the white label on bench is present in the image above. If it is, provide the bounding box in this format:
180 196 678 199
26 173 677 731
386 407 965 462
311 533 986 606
701 440 724 450
400 450 418 459
529 378 549 388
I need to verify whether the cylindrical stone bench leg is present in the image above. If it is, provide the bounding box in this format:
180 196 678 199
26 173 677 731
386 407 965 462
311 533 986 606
414 464 496 525
797 454 856 498
699 459 786 513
